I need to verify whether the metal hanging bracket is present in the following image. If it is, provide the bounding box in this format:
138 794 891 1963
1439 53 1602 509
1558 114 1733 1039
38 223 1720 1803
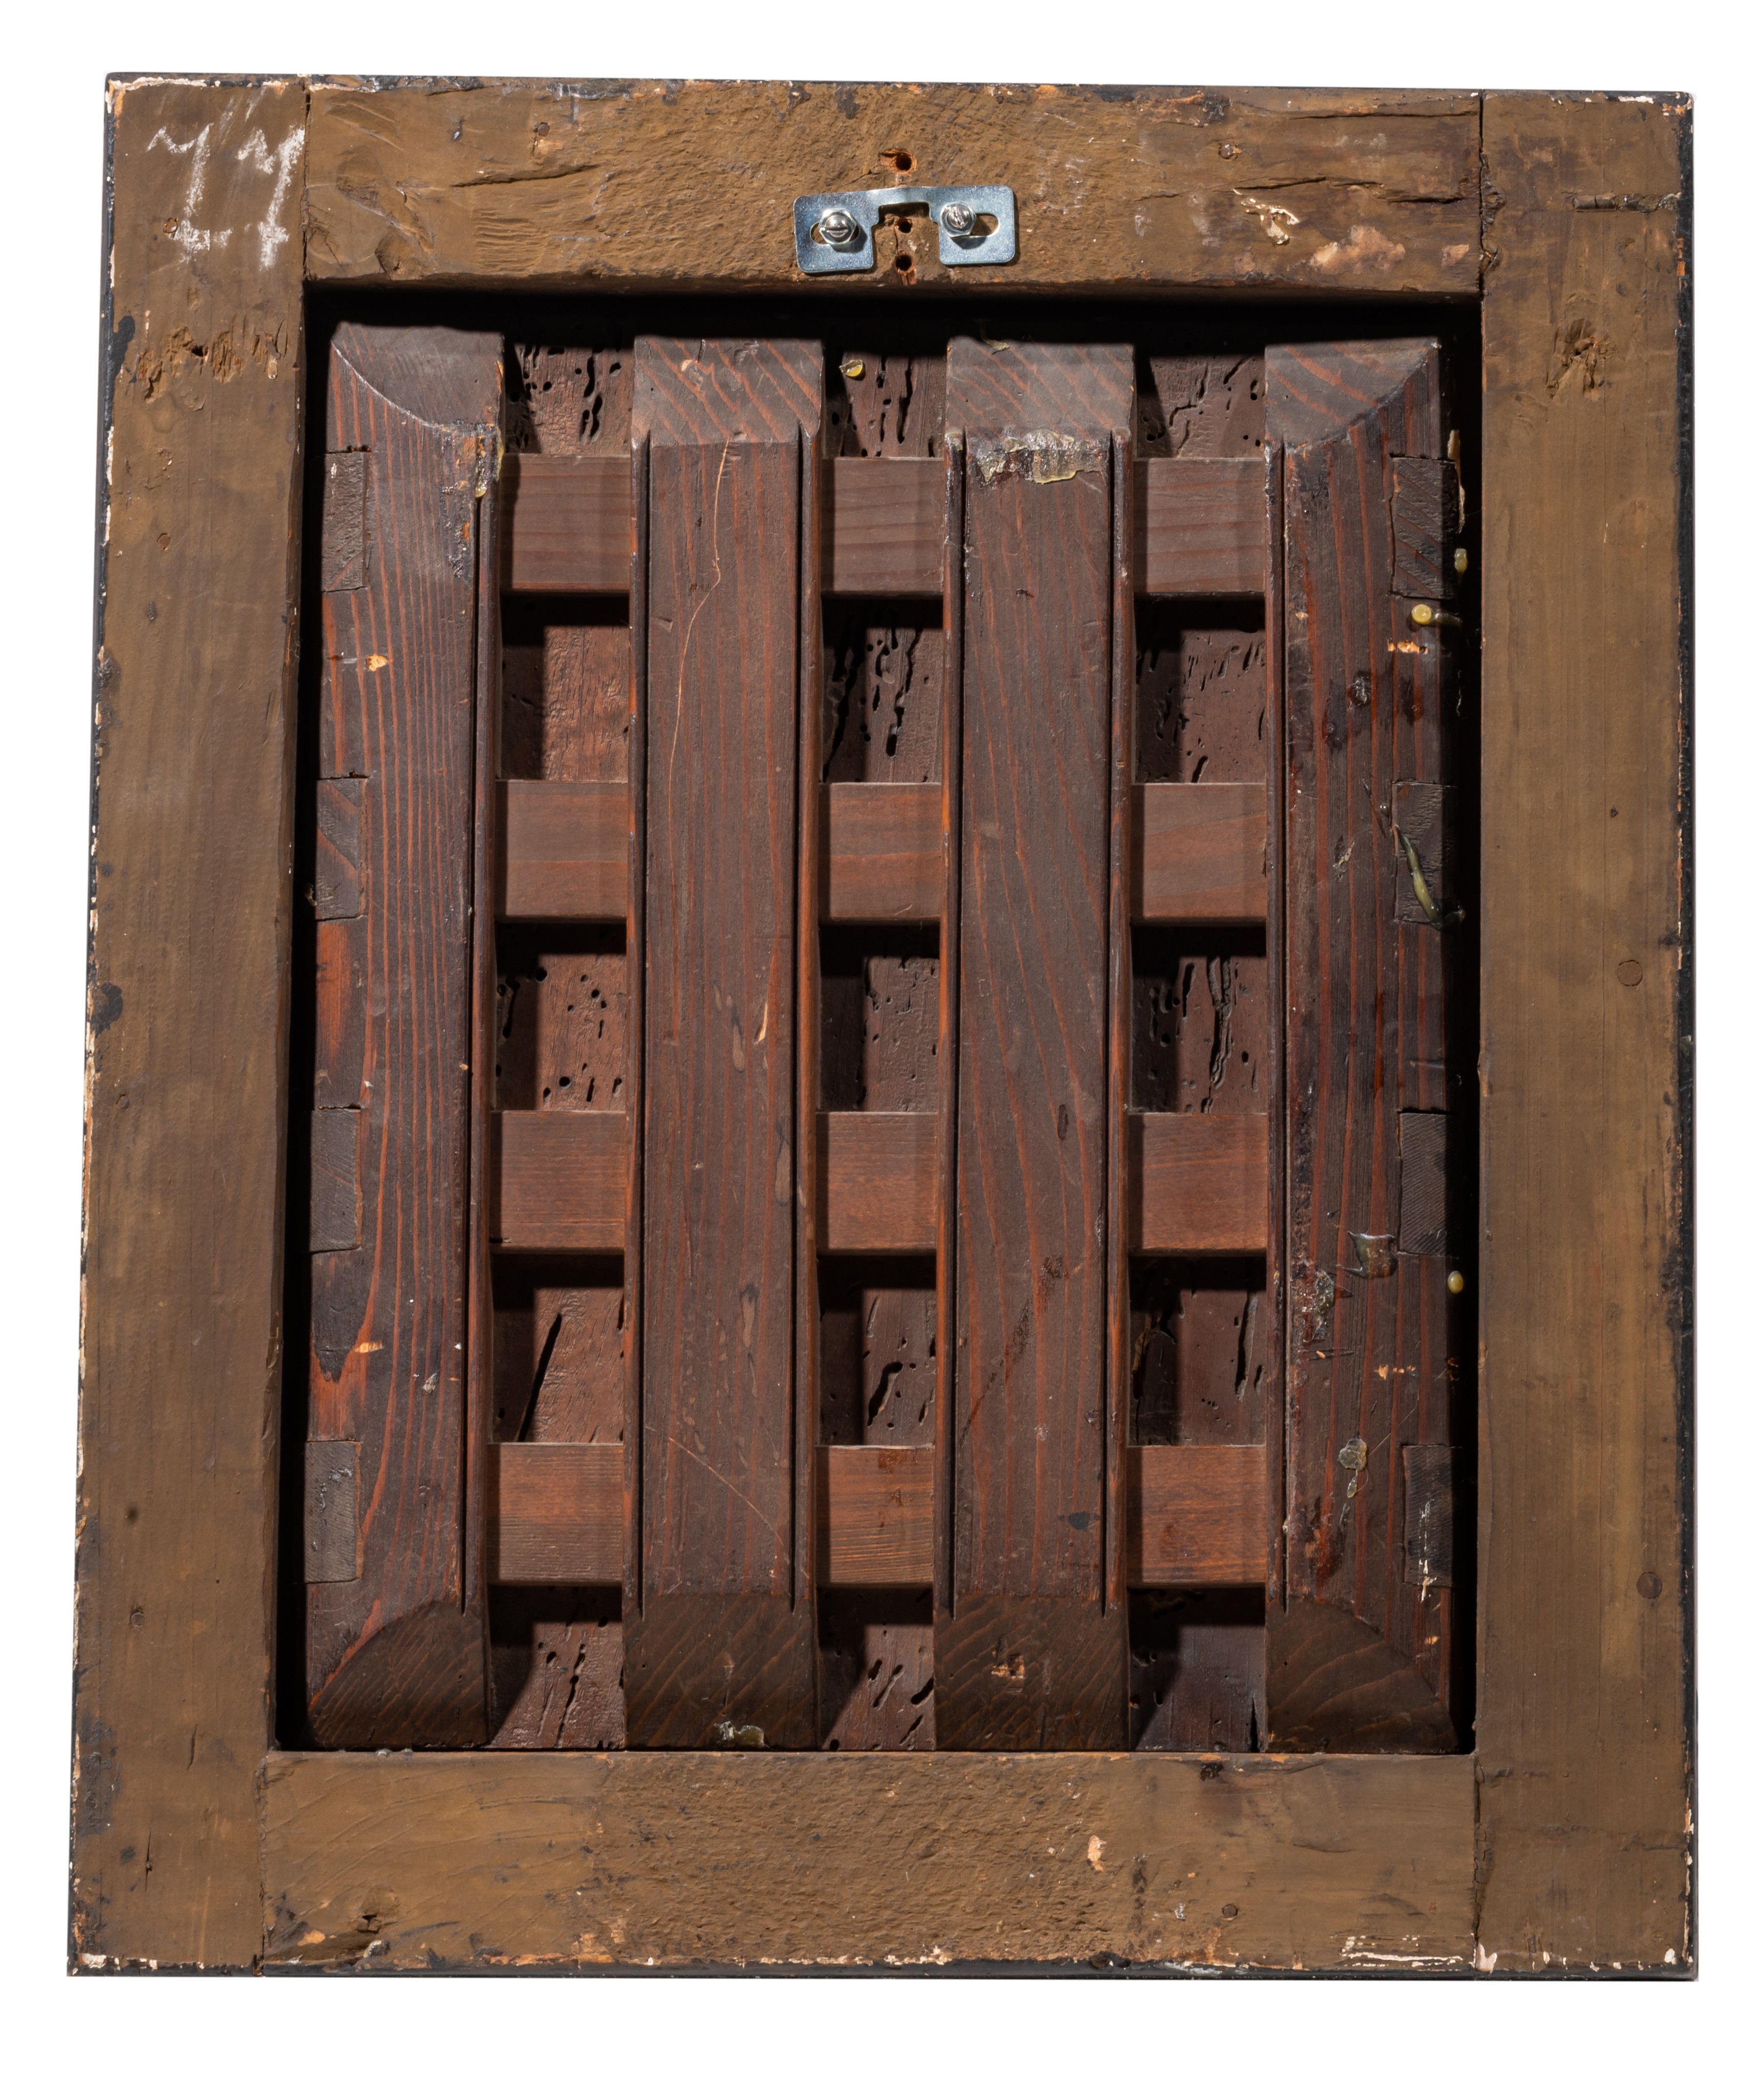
793 185 1017 274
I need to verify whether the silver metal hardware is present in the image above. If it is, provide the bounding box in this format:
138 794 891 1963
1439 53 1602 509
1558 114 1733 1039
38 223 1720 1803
793 185 1017 274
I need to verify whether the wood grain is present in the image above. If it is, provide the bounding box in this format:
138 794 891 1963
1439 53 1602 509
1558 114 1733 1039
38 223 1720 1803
1130 1112 1269 1253
305 83 1480 296
1269 341 1460 1754
938 340 1132 1751
1134 783 1267 922
816 1445 935 1587
488 1429 1271 1591
818 1112 936 1253
505 451 1266 599
1474 92 1692 1972
501 452 626 592
488 1443 622 1584
260 1748 1476 1970
492 1112 626 1251
821 783 941 920
502 775 1265 926
1130 1444 1268 1586
497 779 627 920
302 322 503 1750
1136 457 1266 595
73 78 306 1969
623 339 820 1748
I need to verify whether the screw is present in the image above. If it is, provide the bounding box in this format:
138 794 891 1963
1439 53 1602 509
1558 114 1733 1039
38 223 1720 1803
1448 1270 1466 1296
817 208 859 247
940 200 976 235
1453 546 1469 574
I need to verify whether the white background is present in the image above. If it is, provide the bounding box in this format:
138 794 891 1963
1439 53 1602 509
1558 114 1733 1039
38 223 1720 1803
2 3 1748 2086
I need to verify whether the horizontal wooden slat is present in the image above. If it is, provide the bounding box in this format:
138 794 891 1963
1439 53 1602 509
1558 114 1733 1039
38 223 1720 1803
488 1442 622 1584
491 1107 1264 1255
1136 456 1265 596
818 1112 937 1253
1130 1112 1269 1253
1134 783 1267 923
491 1110 626 1250
816 1445 935 1588
1129 1443 1268 1586
503 454 1263 599
497 779 627 921
821 782 941 921
826 456 943 596
488 1437 1263 1589
501 453 628 594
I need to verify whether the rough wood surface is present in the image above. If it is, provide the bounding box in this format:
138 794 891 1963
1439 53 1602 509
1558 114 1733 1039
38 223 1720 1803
73 77 307 1971
939 340 1131 1751
489 1444 623 1583
818 1112 936 1252
1269 340 1461 1755
1474 91 1692 1973
259 1748 1476 1970
303 321 503 1749
505 450 1265 599
817 1446 935 1586
1134 784 1266 922
497 780 627 920
492 1112 625 1250
1129 1113 1269 1253
1129 1444 1268 1585
623 339 821 1747
304 83 1481 296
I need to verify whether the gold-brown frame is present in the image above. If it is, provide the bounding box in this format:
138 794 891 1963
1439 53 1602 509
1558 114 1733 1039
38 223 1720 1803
73 77 1691 1974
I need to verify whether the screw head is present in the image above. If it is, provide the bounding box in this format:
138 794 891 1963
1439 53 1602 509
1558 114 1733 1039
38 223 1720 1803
817 208 859 247
940 200 976 235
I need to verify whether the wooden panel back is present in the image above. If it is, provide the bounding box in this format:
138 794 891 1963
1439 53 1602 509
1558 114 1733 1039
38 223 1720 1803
621 339 822 1748
1269 341 1461 1752
305 323 502 1747
935 340 1133 1750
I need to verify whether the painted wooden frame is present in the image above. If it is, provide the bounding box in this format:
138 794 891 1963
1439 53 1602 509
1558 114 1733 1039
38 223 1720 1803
73 77 1691 1974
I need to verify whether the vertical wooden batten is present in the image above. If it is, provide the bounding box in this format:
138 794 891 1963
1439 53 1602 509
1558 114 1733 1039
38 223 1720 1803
621 340 823 1748
1474 92 1692 1970
74 78 307 1969
935 341 1134 1750
304 324 504 1748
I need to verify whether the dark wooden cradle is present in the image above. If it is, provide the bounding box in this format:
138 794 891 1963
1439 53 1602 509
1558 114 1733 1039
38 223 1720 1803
74 79 1692 1975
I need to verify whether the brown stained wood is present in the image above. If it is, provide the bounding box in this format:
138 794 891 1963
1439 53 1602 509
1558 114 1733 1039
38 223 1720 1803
506 451 1266 600
1136 458 1265 595
624 339 820 1749
817 1446 935 1587
497 780 627 920
1131 1113 1270 1254
493 1259 625 1444
821 784 941 920
1269 341 1459 1755
492 1112 625 1251
489 1444 623 1584
1130 1592 1265 1754
940 340 1131 1752
302 323 502 1751
489 1593 626 1751
1131 1259 1269 1447
502 452 626 592
822 612 943 783
485 1423 1267 1592
1134 784 1267 922
306 83 1480 295
500 600 630 783
75 79 307 1968
1475 93 1691 1971
1135 608 1267 785
827 457 942 594
818 1112 936 1253
1129 1445 1268 1586
261 1748 1476 1969
500 776 1267 927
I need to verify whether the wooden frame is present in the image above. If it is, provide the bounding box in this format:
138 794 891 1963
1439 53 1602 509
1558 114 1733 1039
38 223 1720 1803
74 77 1691 1973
